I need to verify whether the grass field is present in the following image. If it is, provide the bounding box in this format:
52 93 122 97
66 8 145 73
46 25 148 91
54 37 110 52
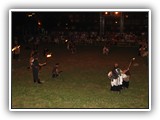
11 44 149 109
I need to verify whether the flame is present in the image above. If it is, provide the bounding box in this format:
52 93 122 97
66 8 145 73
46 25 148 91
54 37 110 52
46 53 52 58
12 45 20 52
65 40 68 42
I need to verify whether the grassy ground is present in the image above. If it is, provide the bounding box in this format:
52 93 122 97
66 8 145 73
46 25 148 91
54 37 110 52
11 44 149 109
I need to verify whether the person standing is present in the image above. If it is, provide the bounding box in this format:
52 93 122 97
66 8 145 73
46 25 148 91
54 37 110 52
32 52 46 84
122 68 131 89
103 45 109 55
110 63 123 92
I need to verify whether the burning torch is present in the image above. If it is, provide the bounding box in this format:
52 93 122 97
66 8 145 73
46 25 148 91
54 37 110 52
12 45 20 52
46 53 52 62
38 53 52 69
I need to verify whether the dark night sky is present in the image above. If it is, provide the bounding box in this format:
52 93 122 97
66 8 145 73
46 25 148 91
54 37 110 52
11 11 148 36
12 12 148 27
12 12 97 23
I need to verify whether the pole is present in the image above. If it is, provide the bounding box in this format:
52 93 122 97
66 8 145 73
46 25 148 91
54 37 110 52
127 58 135 70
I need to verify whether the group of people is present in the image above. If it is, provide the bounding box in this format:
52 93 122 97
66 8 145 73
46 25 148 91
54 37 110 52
12 41 131 91
30 50 131 92
23 31 145 48
12 38 134 91
108 63 131 93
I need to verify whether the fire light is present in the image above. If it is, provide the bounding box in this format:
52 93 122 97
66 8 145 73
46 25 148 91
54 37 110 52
65 40 68 42
105 12 108 15
46 53 52 58
38 21 42 26
12 45 20 52
115 12 119 15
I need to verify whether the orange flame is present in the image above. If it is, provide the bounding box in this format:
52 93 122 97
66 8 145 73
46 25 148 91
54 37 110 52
12 45 20 52
46 53 52 58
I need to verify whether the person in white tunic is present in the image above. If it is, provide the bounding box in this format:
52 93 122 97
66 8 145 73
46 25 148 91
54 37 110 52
108 63 131 92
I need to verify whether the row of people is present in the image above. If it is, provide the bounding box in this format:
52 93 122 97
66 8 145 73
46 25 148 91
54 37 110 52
23 31 145 46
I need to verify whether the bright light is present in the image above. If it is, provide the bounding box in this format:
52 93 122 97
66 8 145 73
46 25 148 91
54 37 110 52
12 45 20 52
38 21 42 26
65 40 68 42
28 14 32 17
46 53 52 58
105 12 108 15
115 12 119 15
28 13 35 17
115 21 118 24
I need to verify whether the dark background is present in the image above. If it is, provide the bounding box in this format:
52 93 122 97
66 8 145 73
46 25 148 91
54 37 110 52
12 12 148 43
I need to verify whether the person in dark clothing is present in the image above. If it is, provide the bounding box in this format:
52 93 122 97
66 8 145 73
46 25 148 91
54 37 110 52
110 63 123 92
122 68 131 89
112 63 121 79
32 52 46 84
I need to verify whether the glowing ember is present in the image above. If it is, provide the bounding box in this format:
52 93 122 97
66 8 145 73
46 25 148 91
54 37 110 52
65 40 68 42
46 53 52 58
12 45 20 52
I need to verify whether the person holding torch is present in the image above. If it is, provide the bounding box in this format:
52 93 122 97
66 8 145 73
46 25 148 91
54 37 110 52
32 52 46 84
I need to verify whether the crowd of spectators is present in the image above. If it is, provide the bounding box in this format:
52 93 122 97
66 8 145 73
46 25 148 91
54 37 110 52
22 31 148 47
